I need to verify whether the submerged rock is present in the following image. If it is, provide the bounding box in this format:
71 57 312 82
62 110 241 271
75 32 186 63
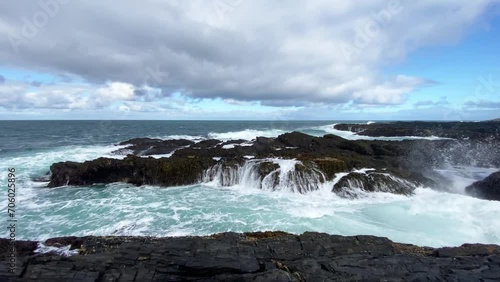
333 170 417 198
466 171 500 201
1 232 500 281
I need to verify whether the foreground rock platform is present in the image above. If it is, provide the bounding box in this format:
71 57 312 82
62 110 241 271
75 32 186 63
2 232 500 281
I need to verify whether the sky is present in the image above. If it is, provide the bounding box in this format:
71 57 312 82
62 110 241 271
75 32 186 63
0 0 499 120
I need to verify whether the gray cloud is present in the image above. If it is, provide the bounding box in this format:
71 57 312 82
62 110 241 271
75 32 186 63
0 75 4 84
0 0 496 107
31 81 42 87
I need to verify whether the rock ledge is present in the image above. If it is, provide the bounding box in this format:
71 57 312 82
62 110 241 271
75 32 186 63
2 232 499 281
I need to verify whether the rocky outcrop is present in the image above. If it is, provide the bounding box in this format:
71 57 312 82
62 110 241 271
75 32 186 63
48 155 216 188
113 138 195 156
46 131 500 197
1 232 500 281
47 132 441 194
466 171 500 201
333 170 417 198
334 121 500 141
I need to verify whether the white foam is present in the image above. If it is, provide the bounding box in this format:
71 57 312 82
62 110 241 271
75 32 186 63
317 124 453 141
35 243 79 257
434 165 499 194
154 135 206 142
353 168 376 174
208 129 285 141
148 152 175 159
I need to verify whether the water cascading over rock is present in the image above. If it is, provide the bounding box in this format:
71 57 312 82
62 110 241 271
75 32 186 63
332 169 417 198
202 159 329 193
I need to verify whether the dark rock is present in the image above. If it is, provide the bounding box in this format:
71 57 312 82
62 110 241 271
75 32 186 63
2 232 500 281
44 130 499 197
333 171 417 197
114 138 194 156
194 139 222 149
334 121 500 141
466 171 500 201
48 155 215 188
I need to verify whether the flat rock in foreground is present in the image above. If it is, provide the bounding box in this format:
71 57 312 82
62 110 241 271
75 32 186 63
1 232 499 281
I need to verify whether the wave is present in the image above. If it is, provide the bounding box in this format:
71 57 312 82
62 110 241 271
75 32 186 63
14 180 500 247
316 124 452 141
149 134 206 142
147 129 286 142
3 123 499 247
0 144 127 186
208 129 286 141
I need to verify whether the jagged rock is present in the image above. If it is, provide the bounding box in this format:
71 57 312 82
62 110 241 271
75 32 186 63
334 121 500 140
309 158 347 180
45 131 498 197
333 171 416 198
48 155 215 188
1 232 500 281
466 171 500 201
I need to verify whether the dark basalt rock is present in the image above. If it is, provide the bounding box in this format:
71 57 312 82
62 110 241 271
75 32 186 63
466 171 500 201
334 120 500 141
48 155 215 188
333 171 417 198
114 138 194 156
1 232 500 281
45 130 499 198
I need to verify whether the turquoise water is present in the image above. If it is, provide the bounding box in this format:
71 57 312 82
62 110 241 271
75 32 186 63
1 120 499 247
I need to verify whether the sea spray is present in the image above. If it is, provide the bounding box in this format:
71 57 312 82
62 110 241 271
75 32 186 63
202 158 330 193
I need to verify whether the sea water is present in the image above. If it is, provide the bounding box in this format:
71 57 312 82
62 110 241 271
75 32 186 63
0 120 498 247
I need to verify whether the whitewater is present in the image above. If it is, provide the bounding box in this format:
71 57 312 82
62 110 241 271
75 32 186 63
0 120 499 248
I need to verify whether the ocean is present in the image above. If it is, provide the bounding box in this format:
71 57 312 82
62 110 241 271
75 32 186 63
1 120 499 247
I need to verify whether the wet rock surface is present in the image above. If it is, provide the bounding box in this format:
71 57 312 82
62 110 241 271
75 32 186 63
466 171 500 201
113 138 195 156
332 170 417 197
1 232 500 281
46 130 500 197
334 121 500 140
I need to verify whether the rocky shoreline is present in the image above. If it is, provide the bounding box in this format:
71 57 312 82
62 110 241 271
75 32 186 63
334 120 500 140
44 127 500 201
2 232 500 281
6 121 500 281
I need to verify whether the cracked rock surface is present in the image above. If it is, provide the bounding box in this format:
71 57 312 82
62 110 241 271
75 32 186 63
2 232 500 281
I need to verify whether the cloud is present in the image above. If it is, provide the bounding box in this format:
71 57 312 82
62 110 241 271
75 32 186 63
30 81 42 87
0 79 203 114
414 96 450 107
0 75 4 84
464 100 500 109
0 0 497 108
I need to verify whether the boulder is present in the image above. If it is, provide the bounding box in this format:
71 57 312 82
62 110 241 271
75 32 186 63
466 171 500 201
333 171 416 198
